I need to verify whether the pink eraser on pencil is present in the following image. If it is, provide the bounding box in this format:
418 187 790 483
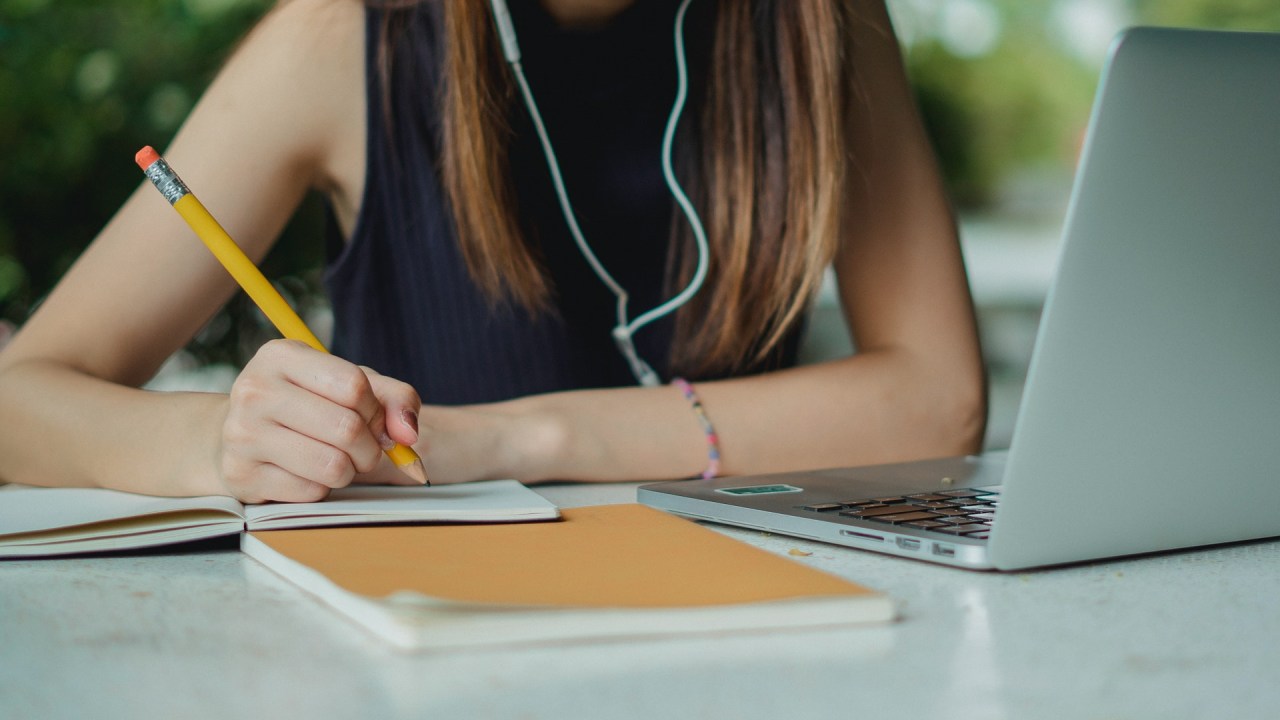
135 146 161 170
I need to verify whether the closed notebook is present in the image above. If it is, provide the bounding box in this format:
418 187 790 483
241 503 895 650
0 480 559 558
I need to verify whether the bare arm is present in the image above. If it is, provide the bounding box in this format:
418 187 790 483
0 0 420 500
404 0 986 484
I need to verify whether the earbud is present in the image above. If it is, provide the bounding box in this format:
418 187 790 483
487 0 707 386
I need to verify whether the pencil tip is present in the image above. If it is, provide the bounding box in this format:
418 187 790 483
402 460 430 486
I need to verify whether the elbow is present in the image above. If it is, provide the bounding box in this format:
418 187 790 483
944 372 988 456
894 361 988 461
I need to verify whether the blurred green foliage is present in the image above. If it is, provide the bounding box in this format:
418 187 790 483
0 0 322 366
0 0 1277 370
909 29 1096 209
906 0 1280 209
2 0 260 306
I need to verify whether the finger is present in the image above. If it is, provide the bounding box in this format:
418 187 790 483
260 340 384 426
230 360 384 475
221 446 332 504
237 463 333 504
266 387 386 475
361 365 422 448
257 423 361 490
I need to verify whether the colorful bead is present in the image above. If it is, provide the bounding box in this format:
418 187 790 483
672 377 721 480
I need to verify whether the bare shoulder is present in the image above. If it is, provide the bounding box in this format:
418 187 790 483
166 0 366 202
255 0 365 60
254 0 368 213
204 0 365 114
259 0 365 66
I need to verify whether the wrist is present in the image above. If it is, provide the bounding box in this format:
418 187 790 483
173 392 232 497
671 378 721 480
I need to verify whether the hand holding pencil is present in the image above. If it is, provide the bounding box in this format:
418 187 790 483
136 146 428 495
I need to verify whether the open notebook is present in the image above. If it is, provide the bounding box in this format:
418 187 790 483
0 480 559 558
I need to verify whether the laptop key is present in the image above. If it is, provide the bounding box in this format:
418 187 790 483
937 490 987 498
903 520 949 529
906 494 952 501
841 504 918 518
930 508 969 516
933 523 991 535
800 503 845 512
872 511 943 524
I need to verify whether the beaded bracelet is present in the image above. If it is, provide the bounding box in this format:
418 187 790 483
672 377 721 480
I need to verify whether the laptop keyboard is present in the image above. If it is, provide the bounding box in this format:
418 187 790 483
800 489 999 540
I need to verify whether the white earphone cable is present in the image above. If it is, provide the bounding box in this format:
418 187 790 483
491 0 704 386
632 0 709 333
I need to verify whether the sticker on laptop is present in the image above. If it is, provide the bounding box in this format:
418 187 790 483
715 484 804 496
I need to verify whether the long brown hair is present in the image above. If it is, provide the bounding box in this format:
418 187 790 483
384 1 852 377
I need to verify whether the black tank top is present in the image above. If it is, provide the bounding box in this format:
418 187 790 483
324 1 797 404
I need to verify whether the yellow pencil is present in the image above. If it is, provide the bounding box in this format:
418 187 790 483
136 145 428 485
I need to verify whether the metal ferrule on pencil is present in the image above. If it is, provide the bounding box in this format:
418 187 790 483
141 158 190 206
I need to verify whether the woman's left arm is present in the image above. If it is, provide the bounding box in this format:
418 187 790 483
381 0 985 485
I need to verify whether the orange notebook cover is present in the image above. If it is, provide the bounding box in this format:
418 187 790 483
242 503 894 650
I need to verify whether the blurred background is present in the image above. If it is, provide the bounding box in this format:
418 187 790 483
1 0 1278 449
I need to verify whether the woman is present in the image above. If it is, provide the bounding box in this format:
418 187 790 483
0 0 985 503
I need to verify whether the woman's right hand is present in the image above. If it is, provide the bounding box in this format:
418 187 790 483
216 339 421 504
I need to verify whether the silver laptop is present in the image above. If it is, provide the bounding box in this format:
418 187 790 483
639 26 1280 571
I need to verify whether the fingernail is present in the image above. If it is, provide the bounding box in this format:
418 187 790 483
378 431 395 450
401 409 419 435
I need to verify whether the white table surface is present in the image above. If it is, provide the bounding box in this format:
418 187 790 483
2 481 1278 720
